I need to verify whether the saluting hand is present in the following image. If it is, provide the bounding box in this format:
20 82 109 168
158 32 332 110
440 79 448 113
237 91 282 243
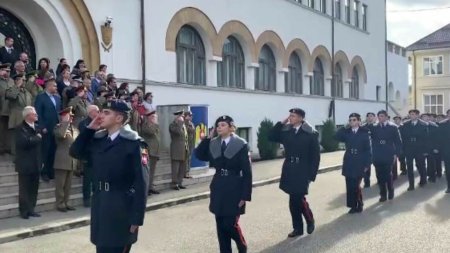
282 116 289 125
238 200 246 208
88 115 102 130
130 225 139 234
208 128 216 139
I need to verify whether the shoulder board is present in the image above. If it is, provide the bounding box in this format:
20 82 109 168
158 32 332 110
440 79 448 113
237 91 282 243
301 121 317 134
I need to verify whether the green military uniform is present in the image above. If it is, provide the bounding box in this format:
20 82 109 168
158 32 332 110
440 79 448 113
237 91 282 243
169 112 188 189
184 118 196 177
0 68 12 154
24 75 43 105
54 119 78 211
140 115 160 192
68 95 89 129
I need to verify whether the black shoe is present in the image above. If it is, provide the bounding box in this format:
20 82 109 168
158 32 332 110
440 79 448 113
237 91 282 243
419 181 427 187
379 197 387 202
407 186 415 191
179 185 187 189
355 206 363 213
57 207 67 212
149 189 160 195
28 212 41 217
20 213 29 219
388 192 394 200
446 188 450 194
172 185 180 191
83 200 91 208
348 208 357 214
288 229 303 238
66 206 76 211
306 222 315 234
41 175 50 182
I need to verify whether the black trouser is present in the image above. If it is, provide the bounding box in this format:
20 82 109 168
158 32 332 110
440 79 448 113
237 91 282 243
288 194 314 232
345 177 363 209
399 154 406 173
426 153 440 181
364 167 371 186
392 160 398 180
215 216 247 253
436 154 443 177
41 132 56 179
374 163 394 199
82 163 92 201
18 173 40 216
406 152 426 187
96 245 131 253
443 158 450 189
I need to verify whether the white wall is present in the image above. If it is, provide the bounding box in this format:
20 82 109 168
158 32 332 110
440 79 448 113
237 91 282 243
387 51 409 115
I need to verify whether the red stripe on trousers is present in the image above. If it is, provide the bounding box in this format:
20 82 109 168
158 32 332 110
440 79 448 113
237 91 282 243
234 216 247 247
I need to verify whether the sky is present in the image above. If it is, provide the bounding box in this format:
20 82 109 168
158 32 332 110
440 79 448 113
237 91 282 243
387 0 450 47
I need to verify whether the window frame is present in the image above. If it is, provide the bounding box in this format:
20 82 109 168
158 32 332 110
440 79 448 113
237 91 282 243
423 94 444 115
333 63 344 98
354 0 360 28
217 36 245 89
362 4 368 31
285 52 303 94
312 58 325 96
335 0 341 19
176 25 206 86
350 67 360 99
255 45 277 92
320 0 327 14
345 0 351 24
423 55 444 76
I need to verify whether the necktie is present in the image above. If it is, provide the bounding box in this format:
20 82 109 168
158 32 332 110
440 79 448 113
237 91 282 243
221 141 227 155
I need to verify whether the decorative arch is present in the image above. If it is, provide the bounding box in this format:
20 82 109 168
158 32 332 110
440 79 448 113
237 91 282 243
62 0 100 71
165 7 217 53
309 45 332 76
350 55 367 83
255 30 285 67
283 38 311 69
215 20 256 62
334 50 351 79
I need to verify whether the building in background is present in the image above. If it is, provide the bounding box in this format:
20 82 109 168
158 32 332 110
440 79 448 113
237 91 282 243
0 0 389 151
407 23 450 115
387 41 409 116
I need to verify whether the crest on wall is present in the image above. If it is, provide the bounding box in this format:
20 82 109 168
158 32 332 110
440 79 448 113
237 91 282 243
101 24 112 52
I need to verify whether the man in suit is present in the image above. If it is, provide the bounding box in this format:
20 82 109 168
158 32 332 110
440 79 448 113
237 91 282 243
0 37 18 67
169 110 188 190
0 63 12 154
34 75 61 182
15 106 42 219
140 110 161 195
184 111 196 178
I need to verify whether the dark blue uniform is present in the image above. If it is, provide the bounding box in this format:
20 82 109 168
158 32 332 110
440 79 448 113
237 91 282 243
394 123 407 178
370 122 402 200
361 123 375 187
196 134 252 253
437 119 450 192
269 121 320 234
70 125 149 252
399 120 428 189
425 121 440 182
335 127 372 211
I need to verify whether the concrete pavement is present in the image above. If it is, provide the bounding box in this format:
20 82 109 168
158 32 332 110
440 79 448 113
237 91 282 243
0 151 344 244
0 169 448 253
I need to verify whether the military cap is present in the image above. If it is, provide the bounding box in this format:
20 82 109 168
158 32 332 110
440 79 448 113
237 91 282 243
145 110 156 116
393 116 401 120
408 109 420 114
25 70 38 78
59 106 74 116
184 111 193 116
0 63 11 70
74 85 87 93
366 112 375 117
103 99 131 113
289 108 306 118
12 73 24 80
215 115 234 127
72 75 83 83
173 110 184 116
349 113 361 119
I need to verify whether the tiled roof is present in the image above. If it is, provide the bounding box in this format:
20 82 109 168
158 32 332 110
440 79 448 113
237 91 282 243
407 23 450 51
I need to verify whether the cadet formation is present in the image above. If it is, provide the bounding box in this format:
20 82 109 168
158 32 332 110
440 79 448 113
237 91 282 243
2 36 450 253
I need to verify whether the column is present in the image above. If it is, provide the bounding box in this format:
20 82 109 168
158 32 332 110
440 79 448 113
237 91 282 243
246 63 258 90
304 72 313 95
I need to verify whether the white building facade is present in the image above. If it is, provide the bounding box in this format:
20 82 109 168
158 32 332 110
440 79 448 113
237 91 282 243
387 41 409 116
0 0 389 151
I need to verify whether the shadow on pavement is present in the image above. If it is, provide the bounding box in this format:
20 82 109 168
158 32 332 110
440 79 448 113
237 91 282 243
261 177 446 253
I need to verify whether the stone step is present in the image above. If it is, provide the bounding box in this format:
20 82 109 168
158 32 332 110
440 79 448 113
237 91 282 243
0 184 83 206
0 177 83 194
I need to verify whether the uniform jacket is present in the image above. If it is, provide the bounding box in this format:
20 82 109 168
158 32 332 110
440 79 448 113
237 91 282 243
425 121 440 153
68 96 89 128
195 134 252 216
139 117 160 158
399 119 428 156
0 77 12 116
0 47 18 67
5 85 32 129
69 124 149 247
14 121 42 174
25 80 42 104
169 120 188 161
268 121 321 195
34 92 61 133
335 127 372 178
438 119 450 159
54 121 78 171
185 120 196 154
368 122 402 164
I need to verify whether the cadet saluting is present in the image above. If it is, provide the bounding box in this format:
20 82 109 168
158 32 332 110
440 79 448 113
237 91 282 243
268 108 320 238
196 115 252 253
399 109 428 191
70 100 149 253
370 110 402 202
335 113 372 214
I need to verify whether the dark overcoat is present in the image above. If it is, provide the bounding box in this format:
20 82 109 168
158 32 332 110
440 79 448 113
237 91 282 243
369 122 402 164
335 127 372 178
268 121 321 195
438 119 450 159
195 135 252 217
14 121 42 174
70 125 149 247
399 120 428 156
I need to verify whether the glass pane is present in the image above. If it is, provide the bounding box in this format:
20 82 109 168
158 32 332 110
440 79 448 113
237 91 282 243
424 95 430 105
438 95 443 104
431 95 437 105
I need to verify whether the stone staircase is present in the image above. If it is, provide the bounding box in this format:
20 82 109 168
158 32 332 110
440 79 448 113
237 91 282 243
0 152 213 219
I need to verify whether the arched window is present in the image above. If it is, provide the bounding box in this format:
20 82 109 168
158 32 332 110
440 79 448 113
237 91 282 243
395 90 401 101
350 67 359 99
217 36 245 88
176 26 206 85
255 45 276 91
312 58 324 96
388 82 395 101
333 63 343 97
285 53 303 94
